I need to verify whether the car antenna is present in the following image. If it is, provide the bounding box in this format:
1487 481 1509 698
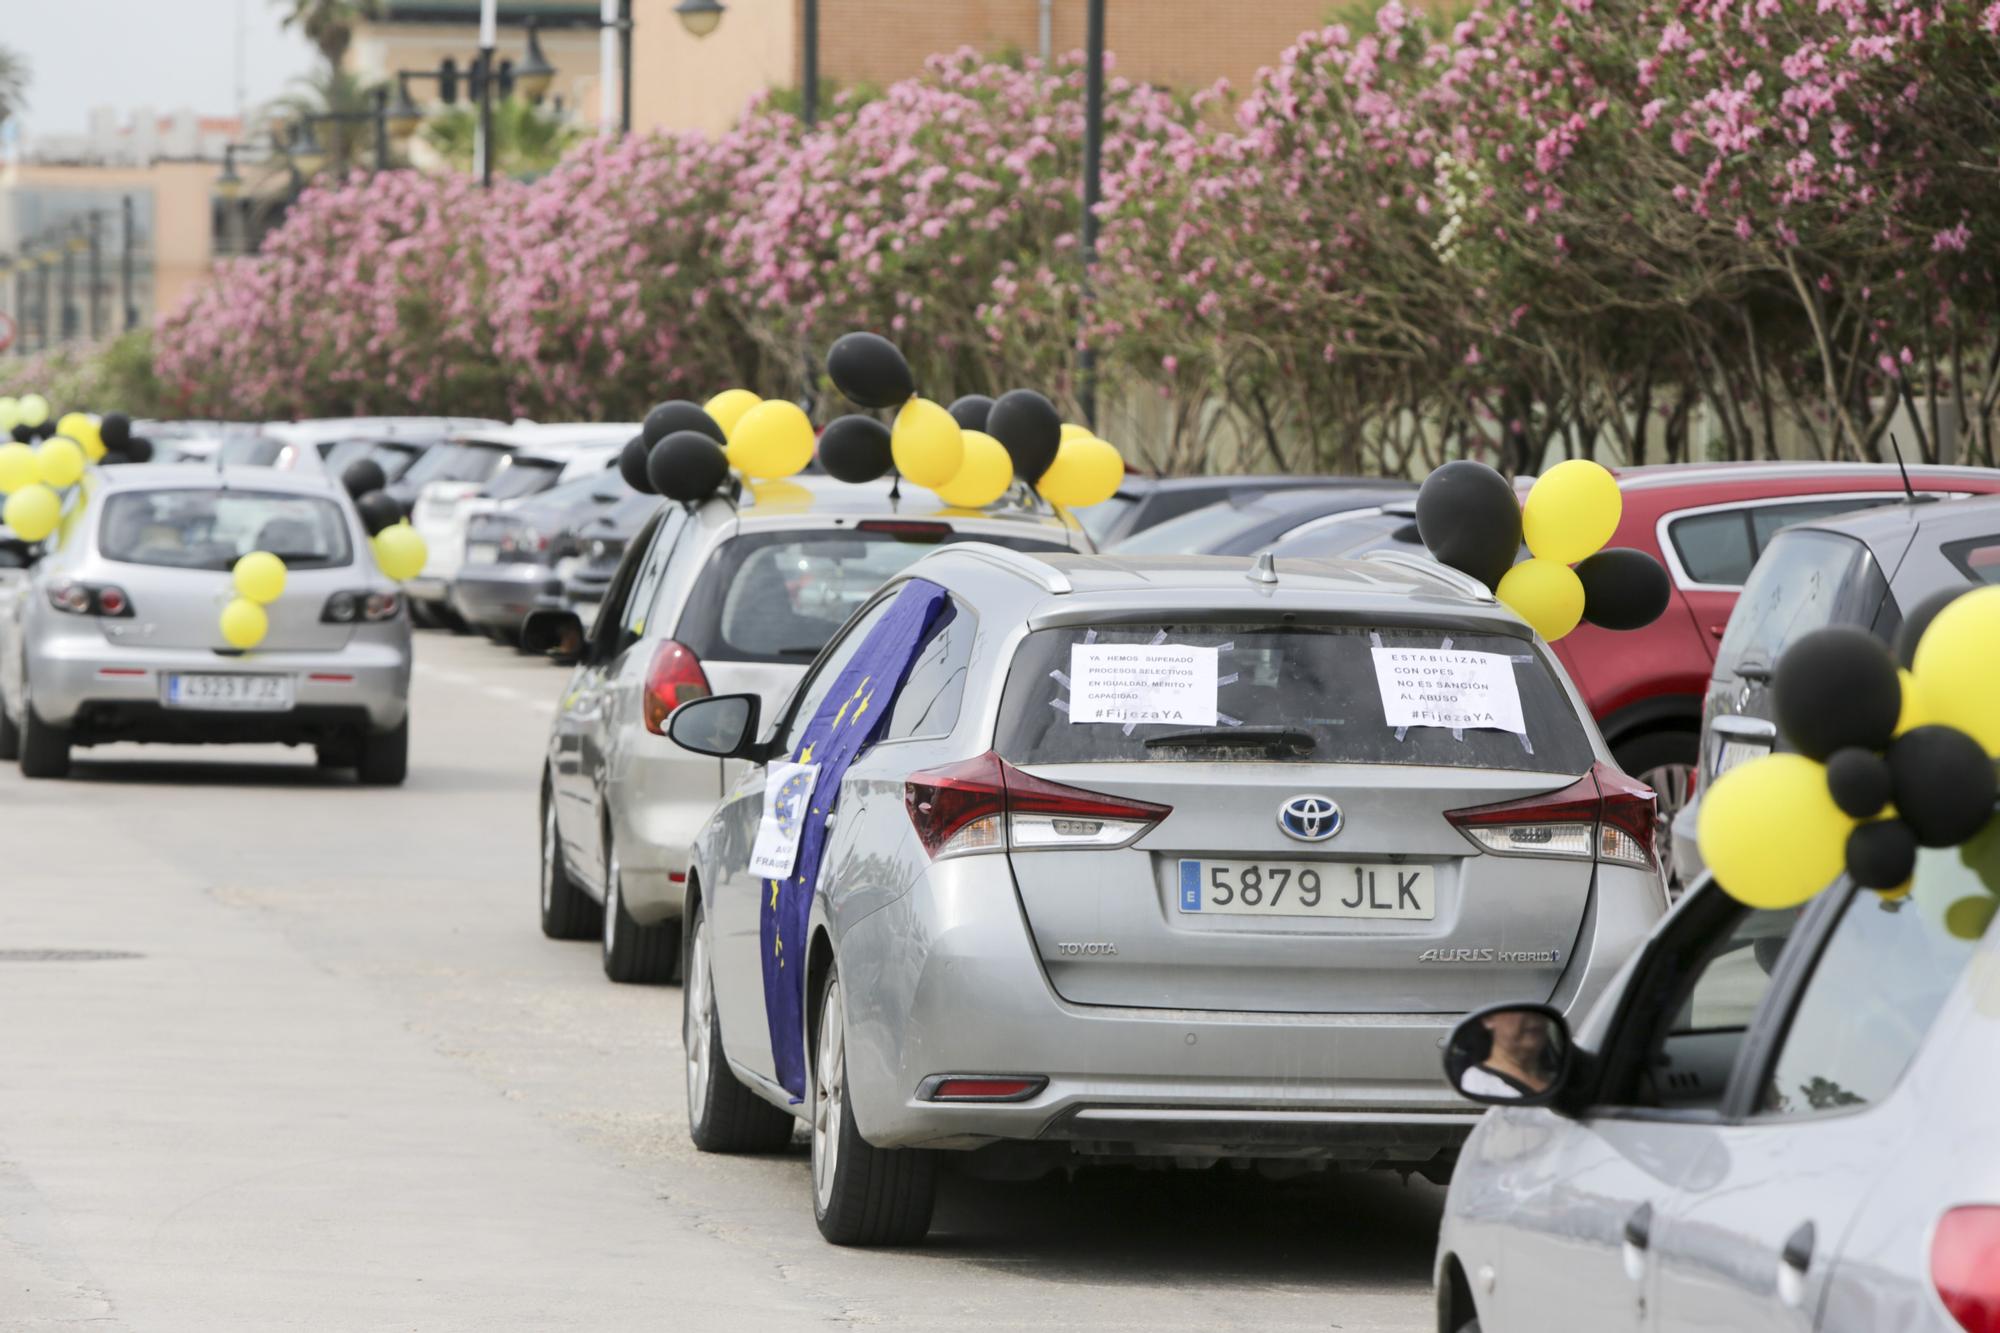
1889 432 1917 503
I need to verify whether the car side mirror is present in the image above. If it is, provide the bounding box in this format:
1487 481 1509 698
521 608 586 665
666 693 764 761
1442 1002 1574 1109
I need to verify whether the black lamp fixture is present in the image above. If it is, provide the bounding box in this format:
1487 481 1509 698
516 19 558 104
674 0 725 38
386 75 424 142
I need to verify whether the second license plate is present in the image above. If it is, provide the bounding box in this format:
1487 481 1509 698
163 673 295 712
465 543 499 565
1177 859 1435 920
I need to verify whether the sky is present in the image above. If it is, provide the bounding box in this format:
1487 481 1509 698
7 0 321 139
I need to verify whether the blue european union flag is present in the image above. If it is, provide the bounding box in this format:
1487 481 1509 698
1179 860 1202 911
760 579 951 1100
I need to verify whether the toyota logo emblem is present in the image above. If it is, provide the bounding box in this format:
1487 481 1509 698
1277 795 1342 842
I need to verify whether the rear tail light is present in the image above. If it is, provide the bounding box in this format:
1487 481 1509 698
1446 761 1657 870
857 520 953 542
642 639 711 735
48 582 132 617
903 751 1171 860
322 590 402 623
1935 1205 2000 1333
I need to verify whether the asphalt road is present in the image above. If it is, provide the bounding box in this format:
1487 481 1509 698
0 629 1445 1331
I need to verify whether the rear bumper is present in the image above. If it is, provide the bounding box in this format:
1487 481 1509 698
27 635 409 737
450 563 564 631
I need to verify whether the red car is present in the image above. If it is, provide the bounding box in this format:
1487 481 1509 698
1270 461 2000 864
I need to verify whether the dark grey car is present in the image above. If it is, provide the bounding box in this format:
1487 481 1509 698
452 470 638 639
1087 474 1381 547
1110 482 1417 556
1673 495 2000 881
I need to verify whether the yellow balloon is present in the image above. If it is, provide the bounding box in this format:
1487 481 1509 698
1944 893 1998 941
1698 753 1855 909
704 389 763 440
2 484 60 542
372 523 428 582
1894 668 1927 736
219 597 269 650
891 398 964 489
936 430 1014 508
1522 459 1621 564
1059 422 1095 444
233 550 288 605
1038 435 1125 508
54 413 102 461
1496 557 1586 641
18 394 50 429
36 437 85 488
746 478 813 510
727 400 815 479
0 442 38 494
0 397 17 432
1912 584 2000 755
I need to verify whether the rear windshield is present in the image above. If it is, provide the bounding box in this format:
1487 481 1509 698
217 436 285 467
1111 501 1261 555
323 439 426 484
399 442 511 488
99 489 353 570
484 456 566 500
996 623 1594 773
1715 530 1886 681
677 527 1068 664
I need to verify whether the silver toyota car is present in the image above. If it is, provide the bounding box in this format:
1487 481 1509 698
664 547 1668 1245
525 476 1088 985
1435 854 1999 1333
0 465 411 782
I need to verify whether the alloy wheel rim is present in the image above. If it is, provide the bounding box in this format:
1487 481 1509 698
540 801 556 914
685 918 712 1124
602 842 620 953
812 976 844 1211
1641 760 1695 883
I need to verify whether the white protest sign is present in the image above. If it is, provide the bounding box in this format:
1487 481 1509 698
1370 647 1527 734
749 761 820 880
1069 643 1219 727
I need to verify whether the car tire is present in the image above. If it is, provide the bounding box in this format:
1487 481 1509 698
540 786 600 941
409 601 442 630
0 699 20 762
19 707 71 779
811 963 937 1246
1613 728 1697 884
356 719 409 786
600 835 680 985
684 898 795 1153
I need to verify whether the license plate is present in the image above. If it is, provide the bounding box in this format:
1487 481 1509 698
1713 738 1770 780
553 556 581 579
466 543 499 565
163 673 295 712
1177 859 1434 920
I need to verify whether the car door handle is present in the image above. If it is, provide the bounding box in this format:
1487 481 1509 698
1777 1220 1815 1308
1621 1201 1652 1282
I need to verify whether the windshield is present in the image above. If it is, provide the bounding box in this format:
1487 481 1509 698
996 623 1593 773
217 436 286 467
1077 493 1138 544
677 527 1068 664
99 489 354 570
323 439 427 485
1112 501 1266 555
483 457 567 501
1271 511 1418 559
399 442 511 488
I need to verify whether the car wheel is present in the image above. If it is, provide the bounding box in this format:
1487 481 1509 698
811 964 937 1247
19 706 71 779
539 786 600 941
408 601 441 630
1613 729 1696 885
0 698 19 762
600 834 680 984
683 898 795 1152
356 719 409 786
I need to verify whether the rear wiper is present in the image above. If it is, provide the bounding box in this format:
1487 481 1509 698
776 645 824 657
1143 728 1317 754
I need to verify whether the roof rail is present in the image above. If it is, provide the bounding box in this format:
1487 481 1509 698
1362 549 1496 602
931 541 1072 594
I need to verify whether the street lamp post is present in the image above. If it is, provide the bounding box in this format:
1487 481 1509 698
86 213 102 340
121 195 138 332
478 0 498 188
1079 0 1105 428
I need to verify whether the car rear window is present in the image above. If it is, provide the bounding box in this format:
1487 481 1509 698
1714 529 1886 681
995 623 1594 773
398 442 511 488
1942 534 2000 586
1111 501 1265 555
99 489 353 570
676 527 1067 664
1669 497 1902 586
323 439 426 484
483 457 566 500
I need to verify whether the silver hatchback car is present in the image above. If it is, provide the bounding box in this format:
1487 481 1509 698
527 475 1089 984
0 465 411 781
665 547 1668 1245
1435 855 1999 1333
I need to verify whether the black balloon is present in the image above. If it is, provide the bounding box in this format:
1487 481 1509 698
1893 587 1967 669
100 411 132 450
341 459 387 499
618 434 657 495
125 436 153 463
1416 460 1522 591
1576 548 1671 631
648 430 729 503
1773 625 1902 761
1826 747 1893 819
356 489 404 536
948 394 995 433
1846 818 1918 889
1887 725 1998 847
817 414 894 484
826 332 916 409
987 389 1063 482
642 400 725 448
9 424 29 443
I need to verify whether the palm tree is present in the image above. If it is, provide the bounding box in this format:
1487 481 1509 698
276 0 381 72
0 44 29 132
421 98 580 178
